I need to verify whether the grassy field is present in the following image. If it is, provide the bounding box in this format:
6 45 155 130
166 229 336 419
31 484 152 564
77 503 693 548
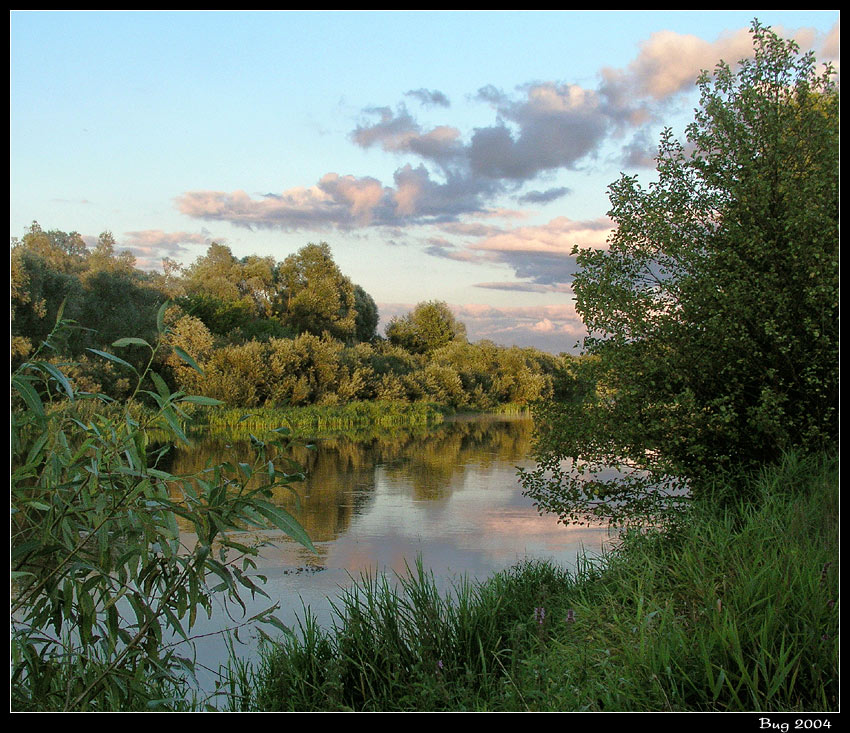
240 451 838 712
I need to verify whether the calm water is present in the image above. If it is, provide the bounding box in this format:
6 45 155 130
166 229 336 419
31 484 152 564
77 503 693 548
162 414 615 687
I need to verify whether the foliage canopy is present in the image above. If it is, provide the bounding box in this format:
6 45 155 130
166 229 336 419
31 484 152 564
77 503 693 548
386 300 468 355
520 22 838 524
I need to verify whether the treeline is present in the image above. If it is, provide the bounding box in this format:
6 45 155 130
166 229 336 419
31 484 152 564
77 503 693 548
11 222 564 410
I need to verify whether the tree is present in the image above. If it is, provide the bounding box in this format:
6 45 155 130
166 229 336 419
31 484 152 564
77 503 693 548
385 301 467 355
182 243 276 323
274 243 357 342
353 284 380 342
12 221 88 273
520 22 838 525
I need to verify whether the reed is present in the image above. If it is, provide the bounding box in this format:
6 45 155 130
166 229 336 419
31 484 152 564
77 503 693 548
195 401 447 439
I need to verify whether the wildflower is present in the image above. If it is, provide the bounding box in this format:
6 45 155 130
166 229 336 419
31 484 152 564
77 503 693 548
436 660 444 672
565 609 575 624
534 607 546 625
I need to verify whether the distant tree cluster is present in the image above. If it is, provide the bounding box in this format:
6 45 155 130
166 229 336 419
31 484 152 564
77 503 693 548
11 226 563 409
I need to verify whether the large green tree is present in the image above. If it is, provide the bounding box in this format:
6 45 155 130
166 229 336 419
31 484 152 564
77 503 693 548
385 300 467 355
179 243 278 336
11 224 166 367
520 23 838 524
274 242 358 342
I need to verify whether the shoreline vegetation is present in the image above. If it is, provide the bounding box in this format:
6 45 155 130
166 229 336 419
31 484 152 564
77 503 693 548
54 398 533 445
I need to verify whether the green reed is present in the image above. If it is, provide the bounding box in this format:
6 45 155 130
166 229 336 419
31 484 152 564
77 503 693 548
195 401 447 440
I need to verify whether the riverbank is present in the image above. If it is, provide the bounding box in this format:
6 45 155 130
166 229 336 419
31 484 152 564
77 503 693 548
56 398 534 444
240 451 838 712
195 400 449 440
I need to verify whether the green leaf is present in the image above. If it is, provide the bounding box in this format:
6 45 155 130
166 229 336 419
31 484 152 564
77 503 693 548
87 348 137 372
173 346 204 375
112 337 152 349
179 395 224 406
254 501 316 553
41 362 75 401
11 375 45 420
156 300 170 334
150 370 171 402
162 406 191 446
261 614 293 637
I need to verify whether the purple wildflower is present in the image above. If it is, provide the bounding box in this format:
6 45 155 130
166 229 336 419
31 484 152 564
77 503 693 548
565 609 575 624
534 607 546 625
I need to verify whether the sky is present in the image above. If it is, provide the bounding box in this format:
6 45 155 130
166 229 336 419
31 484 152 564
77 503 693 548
9 10 840 353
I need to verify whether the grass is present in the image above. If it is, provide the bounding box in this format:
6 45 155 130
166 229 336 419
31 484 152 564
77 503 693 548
241 451 838 712
192 400 448 440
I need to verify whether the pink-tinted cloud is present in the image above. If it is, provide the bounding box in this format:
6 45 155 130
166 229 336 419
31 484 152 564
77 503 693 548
601 22 836 111
176 180 389 231
456 302 586 352
468 216 612 255
819 20 840 77
175 21 833 249
118 229 213 270
603 28 754 102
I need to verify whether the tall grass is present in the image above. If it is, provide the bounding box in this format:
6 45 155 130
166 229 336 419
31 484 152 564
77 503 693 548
245 451 838 711
194 400 447 440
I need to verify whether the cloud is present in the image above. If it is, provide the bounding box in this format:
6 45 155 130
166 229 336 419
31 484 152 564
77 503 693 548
176 23 826 241
405 88 451 107
426 215 613 288
117 229 212 269
177 180 391 230
601 28 754 104
421 238 480 262
454 302 586 352
469 82 612 180
819 20 840 77
517 186 571 205
469 215 612 255
178 58 658 232
474 281 573 294
50 197 93 205
599 23 835 113
352 105 464 168
620 130 658 168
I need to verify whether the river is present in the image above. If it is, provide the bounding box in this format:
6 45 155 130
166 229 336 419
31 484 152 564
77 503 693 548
160 413 615 694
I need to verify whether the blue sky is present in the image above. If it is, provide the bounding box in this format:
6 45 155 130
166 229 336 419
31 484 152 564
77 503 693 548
10 10 840 352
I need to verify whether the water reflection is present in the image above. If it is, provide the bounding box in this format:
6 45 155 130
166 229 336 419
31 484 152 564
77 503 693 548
163 414 541 551
160 415 614 583
158 415 615 686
